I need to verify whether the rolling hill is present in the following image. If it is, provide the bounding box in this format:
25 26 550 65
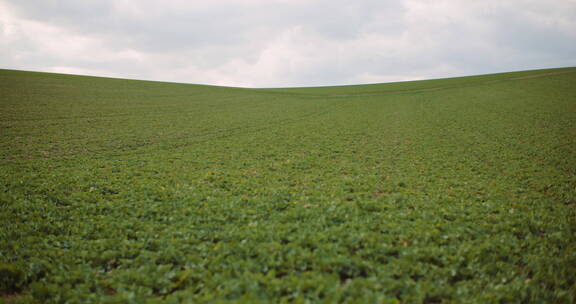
1 67 575 303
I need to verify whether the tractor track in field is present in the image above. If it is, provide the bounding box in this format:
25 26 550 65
5 97 351 161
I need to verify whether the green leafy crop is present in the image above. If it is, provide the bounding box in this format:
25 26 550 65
1 68 575 303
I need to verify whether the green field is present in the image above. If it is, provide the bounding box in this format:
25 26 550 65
1 68 575 303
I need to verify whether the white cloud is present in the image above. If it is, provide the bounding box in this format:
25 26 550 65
0 0 575 87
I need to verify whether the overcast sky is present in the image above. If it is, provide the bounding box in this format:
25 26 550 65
1 0 575 88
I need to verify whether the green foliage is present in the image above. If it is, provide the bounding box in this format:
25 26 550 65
0 263 24 293
1 68 576 303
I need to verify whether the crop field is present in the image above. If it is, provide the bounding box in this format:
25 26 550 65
1 67 575 303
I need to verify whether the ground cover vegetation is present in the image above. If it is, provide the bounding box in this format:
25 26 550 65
1 67 575 303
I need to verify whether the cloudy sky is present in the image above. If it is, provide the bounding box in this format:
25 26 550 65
1 0 575 88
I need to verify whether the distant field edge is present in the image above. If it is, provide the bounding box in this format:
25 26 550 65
1 66 575 92
258 67 576 96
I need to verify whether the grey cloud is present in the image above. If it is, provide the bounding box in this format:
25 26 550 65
0 0 574 87
5 0 405 47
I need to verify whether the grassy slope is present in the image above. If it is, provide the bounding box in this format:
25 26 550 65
1 68 575 303
260 67 576 96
